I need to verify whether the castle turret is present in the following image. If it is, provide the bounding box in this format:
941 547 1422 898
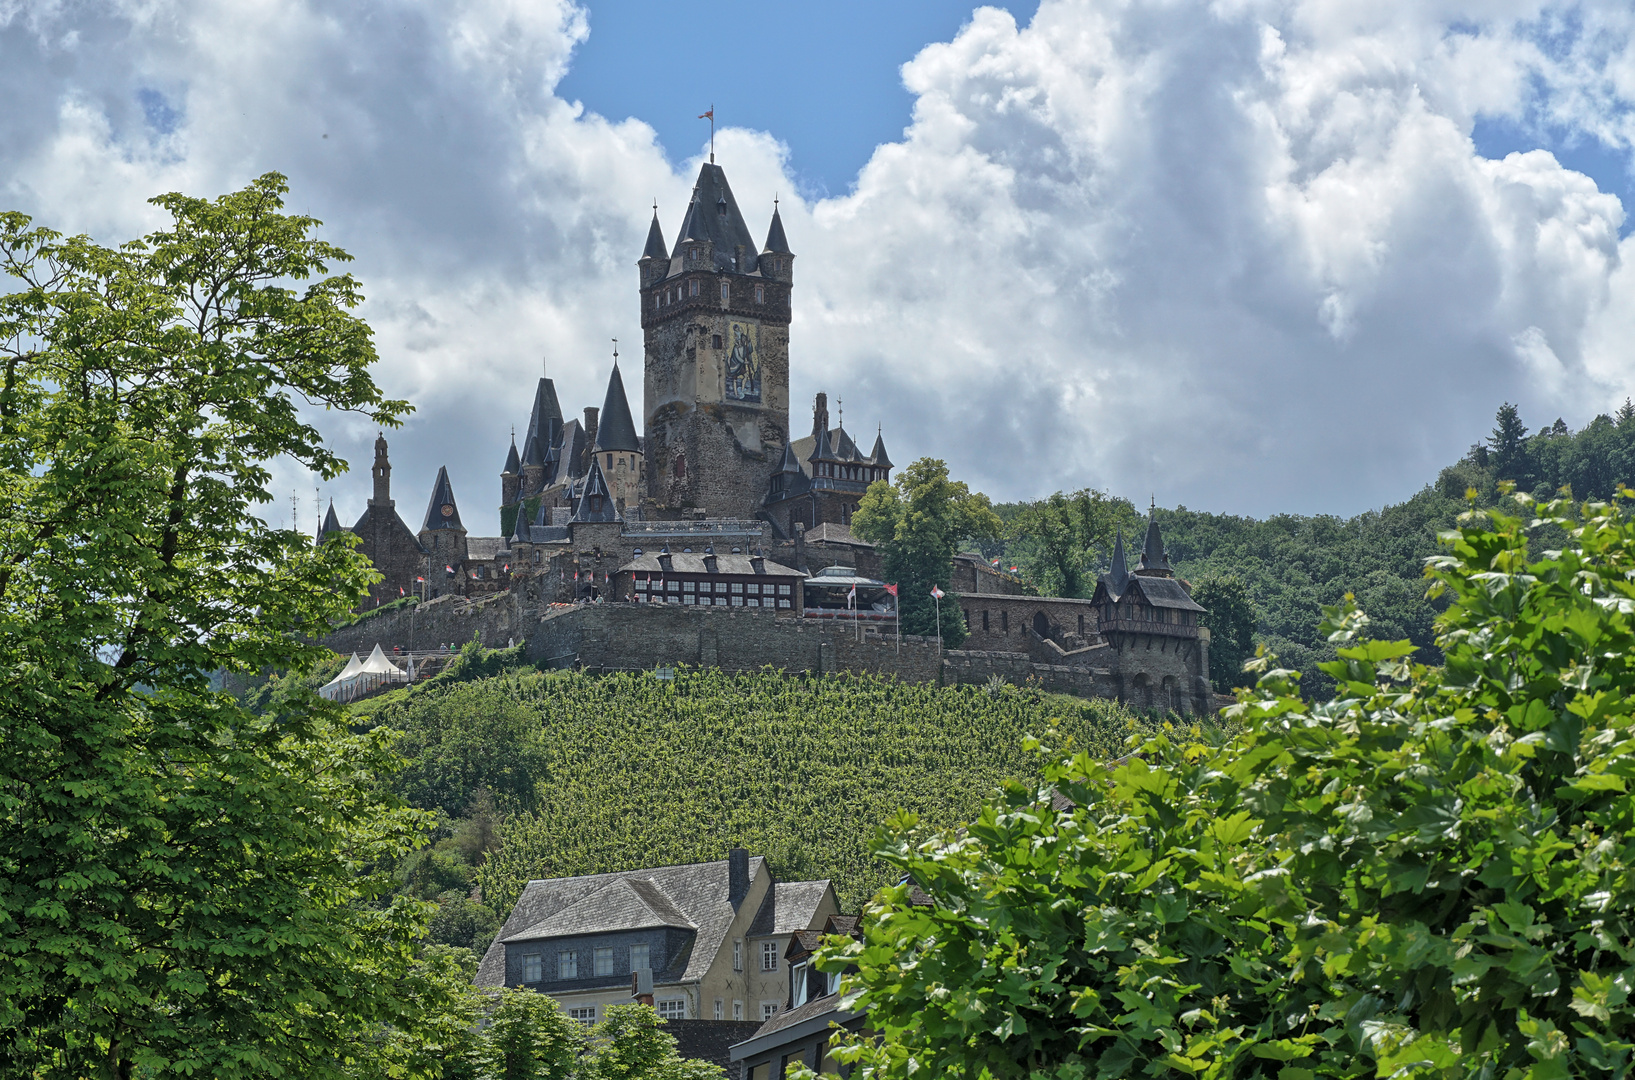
500 434 521 510
520 377 563 497
572 458 620 524
593 363 643 514
317 499 343 543
371 432 392 506
1135 504 1173 578
639 209 669 287
419 466 469 595
760 203 793 284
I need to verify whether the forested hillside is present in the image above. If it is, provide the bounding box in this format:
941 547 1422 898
992 401 1635 694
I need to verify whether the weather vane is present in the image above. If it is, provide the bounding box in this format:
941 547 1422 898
612 338 619 365
698 105 715 163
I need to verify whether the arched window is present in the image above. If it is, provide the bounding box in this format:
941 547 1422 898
674 454 686 479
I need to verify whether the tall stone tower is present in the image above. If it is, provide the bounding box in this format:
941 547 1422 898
639 162 793 519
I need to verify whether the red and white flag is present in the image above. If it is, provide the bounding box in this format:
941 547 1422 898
445 564 456 577
930 585 944 600
883 583 898 597
847 584 857 607
415 576 426 583
398 586 405 596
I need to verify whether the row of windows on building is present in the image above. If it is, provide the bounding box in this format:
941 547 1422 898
967 609 1092 637
1105 604 1196 625
521 942 651 984
811 462 884 483
634 580 794 608
561 998 784 1028
655 280 771 309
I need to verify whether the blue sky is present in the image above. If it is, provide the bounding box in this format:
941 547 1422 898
558 1 1040 199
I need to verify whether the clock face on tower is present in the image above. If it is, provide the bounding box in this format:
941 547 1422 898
441 504 454 518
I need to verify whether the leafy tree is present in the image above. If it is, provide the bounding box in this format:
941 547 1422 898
0 175 447 1077
390 675 553 815
823 490 1635 1080
1190 574 1256 691
1004 489 1140 598
853 458 1003 644
483 990 584 1080
1489 400 1533 486
581 1005 724 1080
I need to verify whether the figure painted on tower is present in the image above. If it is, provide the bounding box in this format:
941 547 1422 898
726 321 760 403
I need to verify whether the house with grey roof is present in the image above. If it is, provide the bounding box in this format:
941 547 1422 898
476 849 837 1029
729 914 866 1080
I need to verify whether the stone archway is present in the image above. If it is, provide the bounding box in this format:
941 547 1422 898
1132 673 1153 710
1032 611 1051 640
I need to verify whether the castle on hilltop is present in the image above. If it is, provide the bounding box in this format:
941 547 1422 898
319 159 1214 715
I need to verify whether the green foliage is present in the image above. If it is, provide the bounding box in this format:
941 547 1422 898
1191 574 1257 692
484 990 584 1080
350 666 1171 916
389 666 552 815
0 175 458 1076
854 458 1003 644
823 490 1635 1080
1003 489 1144 598
581 1005 724 1080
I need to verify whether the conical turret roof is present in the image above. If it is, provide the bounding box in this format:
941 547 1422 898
520 432 545 468
869 428 893 469
593 364 641 453
1105 528 1130 599
807 425 833 464
510 501 531 544
502 436 520 475
1137 507 1172 577
833 427 860 463
422 466 464 531
524 377 563 462
317 499 343 542
571 459 619 523
763 205 791 254
776 441 803 475
641 210 667 261
673 163 760 273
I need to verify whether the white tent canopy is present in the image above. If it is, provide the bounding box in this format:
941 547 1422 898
320 645 411 702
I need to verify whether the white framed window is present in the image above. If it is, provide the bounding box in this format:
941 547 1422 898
731 582 744 594
522 953 543 983
826 969 842 995
761 1001 778 1021
630 943 649 971
714 999 724 1020
595 947 614 976
720 282 730 303
569 1006 597 1027
792 961 810 1007
558 951 578 979
761 941 779 972
778 584 791 595
733 940 742 971
684 580 696 592
733 1000 744 1020
685 593 697 605
715 581 728 593
656 999 687 1020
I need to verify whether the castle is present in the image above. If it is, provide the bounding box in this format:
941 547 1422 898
320 160 1214 715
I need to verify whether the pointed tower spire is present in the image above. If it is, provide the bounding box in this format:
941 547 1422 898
1107 528 1130 597
1137 504 1172 577
317 499 343 542
502 433 520 476
763 201 791 254
641 205 667 261
869 426 893 470
572 458 620 523
593 363 640 454
422 467 464 532
510 501 532 544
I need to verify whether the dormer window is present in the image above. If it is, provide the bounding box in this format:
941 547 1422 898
792 960 810 1007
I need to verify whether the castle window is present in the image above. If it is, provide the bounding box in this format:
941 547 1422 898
720 282 730 303
1001 611 1009 631
533 550 542 563
690 279 699 297
755 285 764 303
1078 614 1085 635
778 584 790 595
983 611 989 631
674 454 685 479
654 295 660 310
712 334 722 349
607 453 613 469
684 581 696 592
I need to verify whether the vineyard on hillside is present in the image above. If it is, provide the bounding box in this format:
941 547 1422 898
354 664 1191 914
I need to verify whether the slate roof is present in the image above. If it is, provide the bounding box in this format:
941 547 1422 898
468 537 507 562
789 427 890 476
594 365 641 453
744 992 845 1040
476 855 771 987
804 566 885 590
642 210 668 261
421 467 463 531
620 553 805 578
868 429 892 470
804 523 871 548
571 459 619 523
526 524 572 544
503 877 696 942
762 206 791 254
672 163 762 275
1138 513 1172 575
746 880 834 937
558 419 588 482
521 432 545 469
1102 529 1130 600
317 500 343 540
1130 576 1205 612
670 1021 764 1080
833 427 860 463
524 378 564 465
502 437 520 475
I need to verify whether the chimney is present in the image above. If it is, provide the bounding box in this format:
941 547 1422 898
631 967 654 1006
728 847 750 909
812 393 828 440
584 407 599 473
